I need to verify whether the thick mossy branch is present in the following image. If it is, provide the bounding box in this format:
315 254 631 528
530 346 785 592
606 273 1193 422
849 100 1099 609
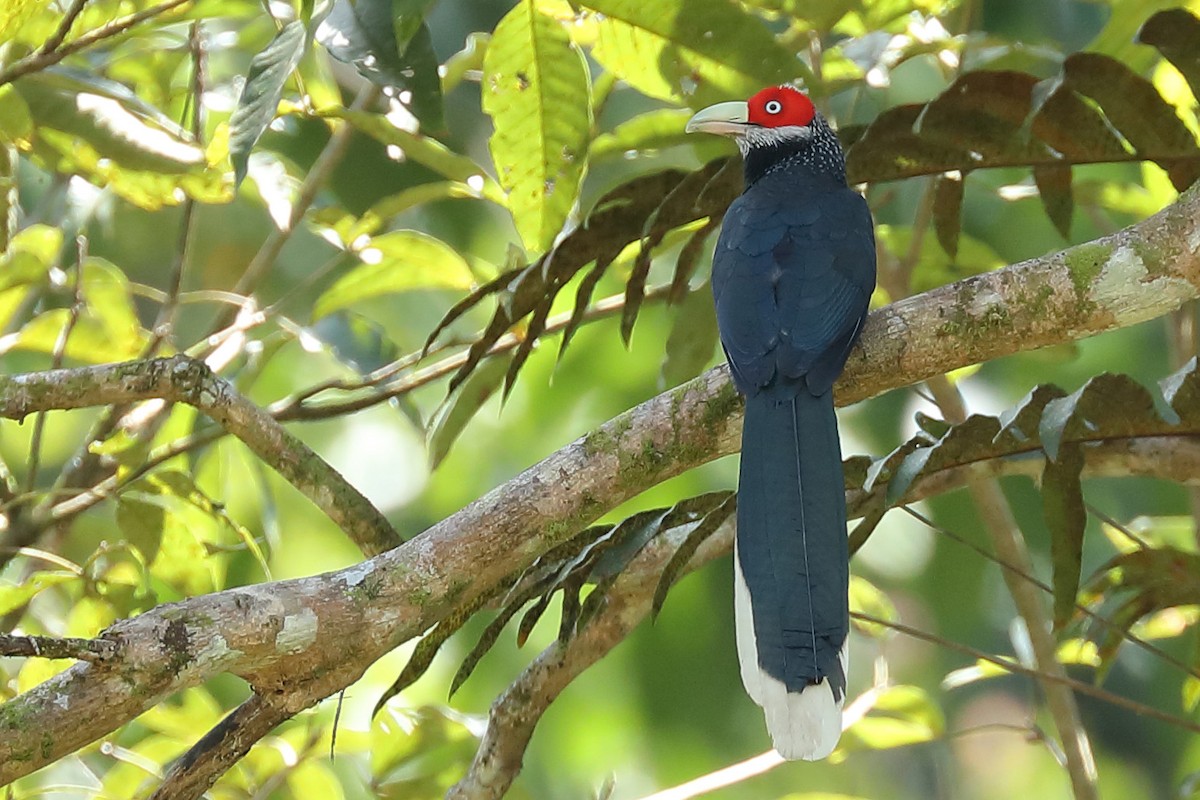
1 183 1199 785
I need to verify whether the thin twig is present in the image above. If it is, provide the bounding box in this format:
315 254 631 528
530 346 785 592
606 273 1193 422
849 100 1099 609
925 375 1098 800
25 235 87 493
0 633 118 662
1082 503 1151 550
0 357 402 556
0 0 194 87
149 20 206 350
901 505 1200 680
38 0 92 57
48 426 224 525
149 694 290 800
858 612 1200 736
271 284 675 421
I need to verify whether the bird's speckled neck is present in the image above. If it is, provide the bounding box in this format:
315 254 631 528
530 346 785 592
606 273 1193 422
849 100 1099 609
739 115 847 189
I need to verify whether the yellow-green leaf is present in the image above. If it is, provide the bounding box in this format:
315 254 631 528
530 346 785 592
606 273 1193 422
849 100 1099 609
0 0 51 47
1184 674 1200 712
0 570 77 616
589 108 694 162
846 685 944 750
15 69 205 174
426 354 511 469
483 0 592 252
579 0 804 108
849 575 898 639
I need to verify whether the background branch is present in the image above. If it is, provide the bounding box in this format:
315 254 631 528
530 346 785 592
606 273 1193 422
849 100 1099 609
927 376 1098 800
446 519 734 800
0 0 194 87
0 356 401 556
149 694 292 800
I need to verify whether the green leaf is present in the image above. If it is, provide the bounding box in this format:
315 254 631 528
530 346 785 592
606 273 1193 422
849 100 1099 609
1062 52 1200 191
229 20 307 186
6 270 150 363
941 659 1009 690
483 0 592 252
578 0 805 108
1034 163 1073 239
331 108 505 203
0 571 77 616
81 257 147 355
931 171 963 259
660 282 718 388
14 68 204 173
0 223 58 291
1131 605 1200 639
1184 674 1200 713
316 0 443 127
1042 442 1086 630
849 575 897 639
313 230 476 319
287 762 344 800
0 0 51 47
151 470 271 581
0 84 33 142
117 497 167 565
1138 9 1200 103
426 354 511 469
1056 638 1101 667
846 685 944 750
327 180 489 243
588 108 695 162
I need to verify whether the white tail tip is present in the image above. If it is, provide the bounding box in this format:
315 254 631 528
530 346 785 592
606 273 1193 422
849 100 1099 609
734 549 848 760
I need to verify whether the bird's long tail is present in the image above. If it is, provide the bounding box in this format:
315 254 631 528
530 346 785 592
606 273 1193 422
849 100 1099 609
734 388 850 760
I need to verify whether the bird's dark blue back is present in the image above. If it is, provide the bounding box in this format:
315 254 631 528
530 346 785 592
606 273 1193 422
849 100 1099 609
712 167 875 398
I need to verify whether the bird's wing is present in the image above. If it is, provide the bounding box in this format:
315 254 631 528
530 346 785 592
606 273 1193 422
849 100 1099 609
712 183 875 397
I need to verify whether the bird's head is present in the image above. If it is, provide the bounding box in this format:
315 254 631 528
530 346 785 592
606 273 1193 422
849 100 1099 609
686 85 817 150
686 85 845 185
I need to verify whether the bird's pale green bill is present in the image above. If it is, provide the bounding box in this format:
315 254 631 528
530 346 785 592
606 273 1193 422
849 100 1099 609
686 101 751 137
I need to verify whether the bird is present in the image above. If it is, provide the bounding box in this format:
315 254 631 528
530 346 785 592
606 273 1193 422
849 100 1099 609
685 86 876 760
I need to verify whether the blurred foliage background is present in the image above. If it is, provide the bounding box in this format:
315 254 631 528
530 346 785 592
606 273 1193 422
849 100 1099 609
2 0 1200 797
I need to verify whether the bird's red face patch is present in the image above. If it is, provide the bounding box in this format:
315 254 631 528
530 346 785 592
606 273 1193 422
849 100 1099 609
747 86 815 129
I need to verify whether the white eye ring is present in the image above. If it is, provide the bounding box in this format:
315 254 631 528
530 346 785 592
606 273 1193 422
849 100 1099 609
764 99 783 114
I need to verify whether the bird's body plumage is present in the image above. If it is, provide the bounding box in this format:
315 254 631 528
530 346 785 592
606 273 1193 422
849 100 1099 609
696 91 876 760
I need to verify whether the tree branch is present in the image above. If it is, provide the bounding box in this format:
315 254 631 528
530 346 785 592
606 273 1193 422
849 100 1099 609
0 356 402 556
446 518 734 800
1 183 1199 786
447 434 1200 797
0 0 194 87
149 694 292 800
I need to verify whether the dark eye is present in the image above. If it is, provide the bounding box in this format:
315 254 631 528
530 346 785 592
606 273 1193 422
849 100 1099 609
764 99 783 114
